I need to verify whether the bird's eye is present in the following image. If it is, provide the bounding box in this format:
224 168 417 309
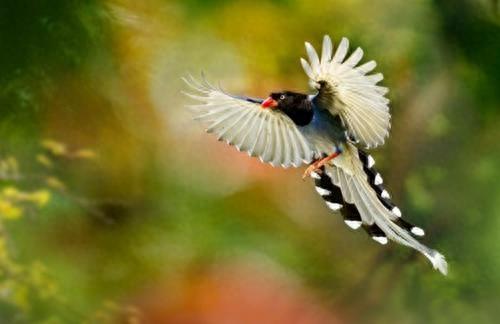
280 94 286 100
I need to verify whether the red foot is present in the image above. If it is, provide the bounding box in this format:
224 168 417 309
302 152 341 179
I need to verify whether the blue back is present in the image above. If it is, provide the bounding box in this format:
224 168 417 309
310 102 347 143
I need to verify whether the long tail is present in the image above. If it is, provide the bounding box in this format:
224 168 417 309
311 144 448 275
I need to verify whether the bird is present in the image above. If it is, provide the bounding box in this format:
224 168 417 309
183 35 448 275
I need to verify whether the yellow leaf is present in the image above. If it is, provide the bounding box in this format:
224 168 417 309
2 187 21 199
41 139 67 156
0 158 17 178
12 284 29 311
29 190 51 207
0 160 7 174
73 149 97 159
36 154 53 168
46 177 66 190
0 236 8 260
0 200 22 220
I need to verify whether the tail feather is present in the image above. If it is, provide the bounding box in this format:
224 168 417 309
364 223 388 245
313 166 389 245
311 169 344 212
357 149 425 237
311 144 448 275
343 203 363 229
312 168 362 229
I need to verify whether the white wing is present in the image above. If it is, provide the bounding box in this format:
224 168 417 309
183 75 313 168
301 35 391 149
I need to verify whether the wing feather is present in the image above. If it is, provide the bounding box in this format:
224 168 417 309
261 115 276 163
301 36 391 148
344 47 363 67
290 128 303 167
184 76 313 167
356 60 377 74
249 112 268 158
305 42 321 72
300 58 315 80
235 110 261 152
295 126 314 163
271 118 283 166
332 37 349 63
320 35 333 67
279 120 292 167
224 108 255 145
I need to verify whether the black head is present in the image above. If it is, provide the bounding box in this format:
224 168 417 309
271 91 308 109
261 91 313 126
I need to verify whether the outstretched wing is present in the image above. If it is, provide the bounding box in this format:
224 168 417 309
301 35 391 149
183 75 313 168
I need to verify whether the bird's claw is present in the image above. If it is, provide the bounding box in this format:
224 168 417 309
302 151 341 180
302 163 322 180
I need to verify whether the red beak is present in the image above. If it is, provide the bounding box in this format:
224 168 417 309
261 97 278 109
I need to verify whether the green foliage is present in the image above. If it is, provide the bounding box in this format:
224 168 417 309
0 141 139 322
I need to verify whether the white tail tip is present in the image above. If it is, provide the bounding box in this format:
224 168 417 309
428 251 448 276
411 226 425 237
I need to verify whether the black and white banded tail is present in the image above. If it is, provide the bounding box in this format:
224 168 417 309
312 155 424 243
357 150 426 237
311 145 447 275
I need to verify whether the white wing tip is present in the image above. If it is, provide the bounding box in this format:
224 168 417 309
304 42 315 55
339 37 349 47
301 57 315 79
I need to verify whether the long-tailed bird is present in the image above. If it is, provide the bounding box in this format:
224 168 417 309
183 35 447 275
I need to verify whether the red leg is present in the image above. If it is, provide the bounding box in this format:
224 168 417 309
302 151 341 179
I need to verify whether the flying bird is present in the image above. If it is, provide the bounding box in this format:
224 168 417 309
183 35 448 275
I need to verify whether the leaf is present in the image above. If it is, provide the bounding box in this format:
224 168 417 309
73 149 97 159
0 200 23 220
36 154 53 168
2 187 21 199
41 139 67 156
28 190 51 207
46 177 66 190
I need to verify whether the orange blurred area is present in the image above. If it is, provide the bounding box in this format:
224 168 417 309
132 260 344 324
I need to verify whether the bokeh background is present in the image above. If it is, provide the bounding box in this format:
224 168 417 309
1 0 500 323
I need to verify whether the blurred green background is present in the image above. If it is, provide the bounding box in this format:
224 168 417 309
1 0 500 323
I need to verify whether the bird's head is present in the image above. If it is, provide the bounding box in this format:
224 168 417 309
261 91 308 110
261 91 313 126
